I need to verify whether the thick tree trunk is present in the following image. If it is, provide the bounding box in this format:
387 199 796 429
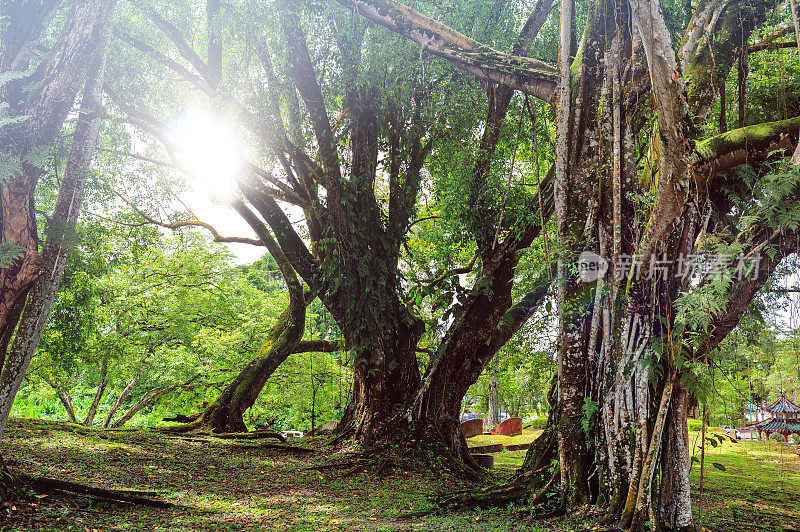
659 381 695 531
407 252 520 456
488 361 500 428
0 0 115 439
434 376 561 510
557 274 593 509
382 261 553 468
336 309 424 443
0 173 43 401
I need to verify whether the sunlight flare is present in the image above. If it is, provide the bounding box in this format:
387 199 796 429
167 111 241 199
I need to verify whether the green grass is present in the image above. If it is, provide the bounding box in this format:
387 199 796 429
0 418 797 531
466 428 543 448
687 428 800 531
466 429 543 472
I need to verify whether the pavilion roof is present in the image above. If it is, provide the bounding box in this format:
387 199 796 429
765 395 800 414
754 418 800 434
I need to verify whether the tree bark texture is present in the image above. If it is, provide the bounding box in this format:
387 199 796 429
0 0 115 439
114 0 800 526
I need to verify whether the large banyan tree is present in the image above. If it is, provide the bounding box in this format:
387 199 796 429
108 0 558 463
106 0 800 528
339 0 800 530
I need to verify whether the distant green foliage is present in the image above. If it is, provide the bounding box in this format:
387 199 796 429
523 417 549 430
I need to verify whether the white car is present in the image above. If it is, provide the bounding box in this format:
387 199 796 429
721 426 741 439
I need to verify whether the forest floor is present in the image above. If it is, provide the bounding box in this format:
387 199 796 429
0 418 798 531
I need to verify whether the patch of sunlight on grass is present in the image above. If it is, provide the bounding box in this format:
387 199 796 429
492 449 528 470
467 429 543 447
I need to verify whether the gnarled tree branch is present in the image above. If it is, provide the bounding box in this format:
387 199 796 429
333 0 557 103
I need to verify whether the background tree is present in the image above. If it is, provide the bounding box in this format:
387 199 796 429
0 0 118 495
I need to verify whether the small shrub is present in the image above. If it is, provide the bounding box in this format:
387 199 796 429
687 418 704 432
523 417 548 430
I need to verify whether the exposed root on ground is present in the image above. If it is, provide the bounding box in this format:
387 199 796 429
14 471 173 507
303 447 411 479
159 428 286 442
161 413 200 423
417 469 559 516
417 423 560 515
307 438 479 484
236 443 313 453
210 431 286 442
0 455 15 500
160 432 313 453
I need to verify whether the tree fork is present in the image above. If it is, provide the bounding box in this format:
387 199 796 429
166 201 328 434
428 377 561 511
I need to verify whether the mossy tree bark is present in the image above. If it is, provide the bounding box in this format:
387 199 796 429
347 0 800 523
0 0 115 497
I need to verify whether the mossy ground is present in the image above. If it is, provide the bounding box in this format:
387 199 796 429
0 418 797 531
